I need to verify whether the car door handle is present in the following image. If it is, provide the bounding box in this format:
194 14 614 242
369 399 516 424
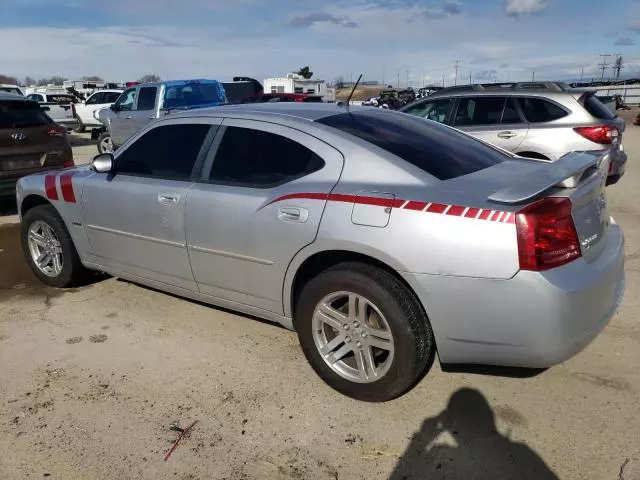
125 115 132 120
158 193 180 205
278 207 309 223
497 131 517 139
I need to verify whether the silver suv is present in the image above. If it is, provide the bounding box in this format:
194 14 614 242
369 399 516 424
400 82 627 185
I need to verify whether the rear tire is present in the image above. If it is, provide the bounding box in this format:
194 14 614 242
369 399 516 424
97 132 114 154
73 116 85 133
295 262 434 402
21 205 91 288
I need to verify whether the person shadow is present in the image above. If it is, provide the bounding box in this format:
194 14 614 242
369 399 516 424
389 388 559 480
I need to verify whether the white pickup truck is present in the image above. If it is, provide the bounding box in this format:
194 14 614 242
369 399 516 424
72 89 123 132
25 92 78 131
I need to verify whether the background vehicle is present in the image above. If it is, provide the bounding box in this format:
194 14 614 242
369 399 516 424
241 93 324 103
95 79 227 153
25 91 78 131
0 93 73 197
401 83 627 185
0 84 24 96
72 89 123 133
16 104 624 401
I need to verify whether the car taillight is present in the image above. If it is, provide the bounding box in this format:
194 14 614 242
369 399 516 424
63 160 75 167
516 197 581 271
46 124 66 137
574 125 618 145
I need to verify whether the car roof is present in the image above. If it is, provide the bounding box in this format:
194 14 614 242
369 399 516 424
0 91 30 101
169 102 349 122
425 89 578 99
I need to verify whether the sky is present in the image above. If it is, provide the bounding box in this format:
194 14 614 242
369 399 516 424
1 0 640 86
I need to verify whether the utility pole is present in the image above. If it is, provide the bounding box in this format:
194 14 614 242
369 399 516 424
406 68 410 88
580 67 584 82
382 65 386 87
598 54 612 81
532 71 535 81
454 60 460 86
469 72 472 84
613 55 624 80
442 73 445 87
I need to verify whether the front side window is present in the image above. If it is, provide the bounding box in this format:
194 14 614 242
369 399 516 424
209 126 325 187
518 97 568 122
114 88 136 111
86 93 103 105
318 111 507 181
103 92 122 104
454 97 505 126
116 124 211 179
403 99 452 124
136 87 157 111
27 94 43 102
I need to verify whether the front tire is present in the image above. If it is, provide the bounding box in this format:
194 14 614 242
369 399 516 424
97 132 114 154
295 262 434 402
21 205 90 288
73 116 85 133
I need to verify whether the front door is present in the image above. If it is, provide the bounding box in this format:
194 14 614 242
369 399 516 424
185 119 344 314
110 87 137 147
453 96 528 152
82 120 217 291
126 85 158 137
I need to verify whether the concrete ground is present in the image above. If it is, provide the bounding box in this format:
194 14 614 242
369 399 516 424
1 122 639 480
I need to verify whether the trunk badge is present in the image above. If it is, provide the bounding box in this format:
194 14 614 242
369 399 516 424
11 133 27 141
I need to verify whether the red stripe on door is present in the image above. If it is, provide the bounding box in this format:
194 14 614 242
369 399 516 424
59 173 76 203
44 175 59 200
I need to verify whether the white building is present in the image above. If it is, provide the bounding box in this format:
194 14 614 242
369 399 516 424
263 73 335 101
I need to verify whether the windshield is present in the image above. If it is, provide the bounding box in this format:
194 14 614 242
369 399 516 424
318 111 508 181
0 100 52 128
163 82 226 109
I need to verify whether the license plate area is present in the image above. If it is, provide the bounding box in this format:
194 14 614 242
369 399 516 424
0 154 45 171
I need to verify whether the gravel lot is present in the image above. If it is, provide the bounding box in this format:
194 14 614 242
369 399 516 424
0 119 639 480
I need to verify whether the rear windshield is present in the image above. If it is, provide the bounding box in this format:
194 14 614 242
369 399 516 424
163 83 226 109
583 94 616 120
46 95 74 104
317 111 508 181
0 101 52 129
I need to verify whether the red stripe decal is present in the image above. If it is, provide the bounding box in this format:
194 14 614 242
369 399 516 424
464 207 480 218
44 175 59 200
446 205 465 216
60 173 76 203
404 201 427 211
426 203 447 214
478 210 492 221
392 198 406 208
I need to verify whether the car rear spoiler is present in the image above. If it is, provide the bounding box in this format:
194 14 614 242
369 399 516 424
488 152 602 204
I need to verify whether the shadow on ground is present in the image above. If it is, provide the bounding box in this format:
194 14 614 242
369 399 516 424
389 388 559 480
0 198 18 217
68 134 98 148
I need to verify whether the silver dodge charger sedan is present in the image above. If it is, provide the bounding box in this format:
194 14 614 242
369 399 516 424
16 103 625 401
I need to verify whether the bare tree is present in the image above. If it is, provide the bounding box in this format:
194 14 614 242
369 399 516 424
23 76 36 86
36 76 66 86
137 74 161 84
335 76 345 89
0 74 19 84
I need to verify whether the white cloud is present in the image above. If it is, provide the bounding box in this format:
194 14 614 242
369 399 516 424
504 0 548 17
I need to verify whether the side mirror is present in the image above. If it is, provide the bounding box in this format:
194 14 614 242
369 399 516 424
91 153 114 173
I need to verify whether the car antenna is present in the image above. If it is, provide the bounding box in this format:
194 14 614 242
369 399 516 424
342 74 362 111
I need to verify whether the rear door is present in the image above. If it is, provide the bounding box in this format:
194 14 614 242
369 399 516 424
185 119 344 314
453 96 528 152
81 120 218 290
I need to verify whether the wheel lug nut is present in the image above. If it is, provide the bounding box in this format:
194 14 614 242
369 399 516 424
361 332 368 338
344 324 350 330
345 337 352 343
356 341 362 348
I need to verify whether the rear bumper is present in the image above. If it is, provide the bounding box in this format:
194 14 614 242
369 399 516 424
600 147 627 185
56 119 79 130
402 224 625 368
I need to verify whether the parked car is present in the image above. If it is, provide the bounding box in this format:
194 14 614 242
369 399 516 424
596 95 616 113
400 83 627 185
16 104 624 401
0 92 73 197
25 92 78 131
72 89 123 133
94 79 227 154
241 93 324 103
0 84 24 96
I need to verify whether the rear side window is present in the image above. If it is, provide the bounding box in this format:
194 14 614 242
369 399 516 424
209 126 325 187
136 87 157 111
454 97 505 126
583 94 616 120
318 111 507 181
116 124 211 180
0 101 52 128
403 99 452 124
518 97 568 122
46 95 74 104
